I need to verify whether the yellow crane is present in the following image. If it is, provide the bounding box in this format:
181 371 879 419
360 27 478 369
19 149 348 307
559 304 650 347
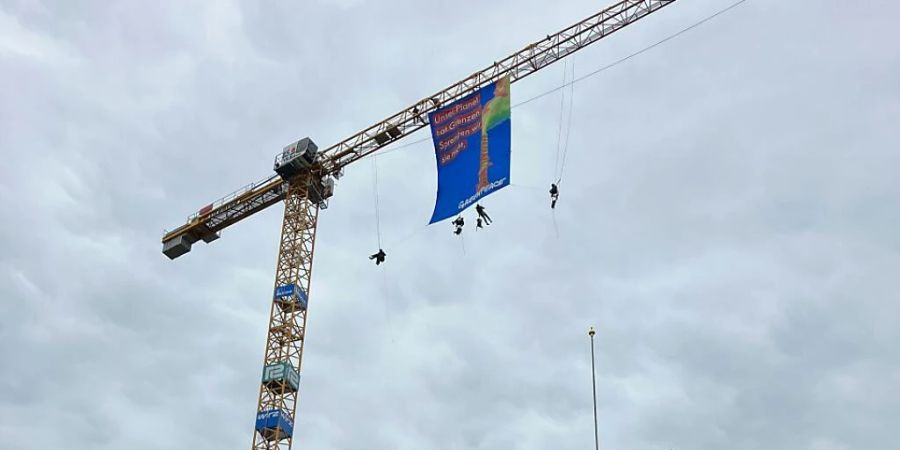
161 1 679 448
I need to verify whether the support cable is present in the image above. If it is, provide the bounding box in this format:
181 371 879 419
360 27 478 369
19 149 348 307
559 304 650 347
518 0 749 109
365 0 749 159
509 182 546 191
388 226 428 249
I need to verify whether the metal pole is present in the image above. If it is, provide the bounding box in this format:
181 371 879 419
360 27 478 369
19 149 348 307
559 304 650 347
589 326 599 450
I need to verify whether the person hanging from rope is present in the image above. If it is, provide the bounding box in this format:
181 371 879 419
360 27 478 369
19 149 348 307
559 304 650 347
475 204 492 225
549 183 560 209
476 217 484 230
452 216 465 235
369 248 386 265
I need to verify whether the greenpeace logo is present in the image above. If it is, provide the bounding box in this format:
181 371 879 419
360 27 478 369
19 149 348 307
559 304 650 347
458 178 507 211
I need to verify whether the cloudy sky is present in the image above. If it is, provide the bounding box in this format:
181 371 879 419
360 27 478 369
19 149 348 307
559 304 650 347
2 0 899 449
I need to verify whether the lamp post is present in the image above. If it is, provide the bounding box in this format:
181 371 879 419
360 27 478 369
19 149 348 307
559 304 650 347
588 326 599 450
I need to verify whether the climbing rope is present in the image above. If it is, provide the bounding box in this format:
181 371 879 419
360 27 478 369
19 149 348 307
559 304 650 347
553 59 569 181
552 208 560 239
380 265 395 343
558 59 576 184
548 59 575 222
372 155 382 248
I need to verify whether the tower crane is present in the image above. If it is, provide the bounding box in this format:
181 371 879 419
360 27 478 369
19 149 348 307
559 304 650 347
160 1 678 448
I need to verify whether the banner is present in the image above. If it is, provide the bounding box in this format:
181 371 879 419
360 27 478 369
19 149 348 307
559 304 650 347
428 75 511 223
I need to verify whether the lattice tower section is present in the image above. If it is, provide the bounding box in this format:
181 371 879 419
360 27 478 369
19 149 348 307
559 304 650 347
251 176 319 450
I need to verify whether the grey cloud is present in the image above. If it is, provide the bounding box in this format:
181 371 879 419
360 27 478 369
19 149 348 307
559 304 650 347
2 0 899 449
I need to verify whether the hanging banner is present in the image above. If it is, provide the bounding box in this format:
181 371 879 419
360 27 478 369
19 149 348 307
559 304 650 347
428 75 511 224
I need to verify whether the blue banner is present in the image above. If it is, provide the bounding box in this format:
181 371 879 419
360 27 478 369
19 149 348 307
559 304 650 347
428 76 511 223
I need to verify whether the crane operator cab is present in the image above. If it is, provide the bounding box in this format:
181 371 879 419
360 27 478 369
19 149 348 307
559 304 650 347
273 137 336 208
274 137 318 180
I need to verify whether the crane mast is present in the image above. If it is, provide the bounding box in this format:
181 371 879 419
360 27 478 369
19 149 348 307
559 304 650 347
252 176 319 448
159 1 678 449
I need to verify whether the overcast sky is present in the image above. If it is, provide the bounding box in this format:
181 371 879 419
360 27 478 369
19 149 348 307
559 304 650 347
2 0 899 449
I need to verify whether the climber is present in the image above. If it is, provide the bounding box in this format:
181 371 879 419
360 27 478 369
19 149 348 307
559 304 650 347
452 216 465 235
549 183 559 209
475 204 492 225
368 249 386 265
